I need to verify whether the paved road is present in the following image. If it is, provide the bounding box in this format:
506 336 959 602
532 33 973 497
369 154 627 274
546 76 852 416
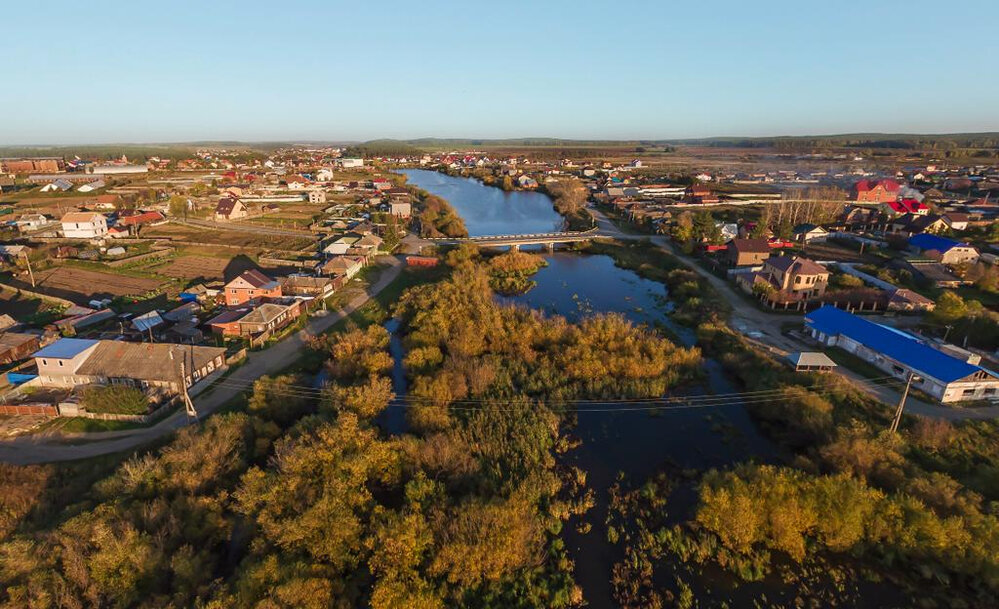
0 256 404 465
587 205 999 421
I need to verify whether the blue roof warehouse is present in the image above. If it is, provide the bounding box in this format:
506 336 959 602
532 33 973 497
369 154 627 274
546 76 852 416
804 306 999 403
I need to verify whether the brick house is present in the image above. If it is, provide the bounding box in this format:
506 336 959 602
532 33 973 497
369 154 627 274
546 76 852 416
738 255 829 300
726 238 772 266
224 269 282 306
215 197 248 221
852 179 901 203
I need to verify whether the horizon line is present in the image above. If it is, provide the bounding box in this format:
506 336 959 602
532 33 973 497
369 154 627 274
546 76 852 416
2 130 999 149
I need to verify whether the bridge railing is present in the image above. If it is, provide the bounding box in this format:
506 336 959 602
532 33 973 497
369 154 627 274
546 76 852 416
426 227 599 242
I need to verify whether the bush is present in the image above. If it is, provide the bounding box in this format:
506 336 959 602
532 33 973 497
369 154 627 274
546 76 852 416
80 385 150 415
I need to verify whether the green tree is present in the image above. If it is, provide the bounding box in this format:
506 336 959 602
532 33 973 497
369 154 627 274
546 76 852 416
671 211 694 243
168 194 189 220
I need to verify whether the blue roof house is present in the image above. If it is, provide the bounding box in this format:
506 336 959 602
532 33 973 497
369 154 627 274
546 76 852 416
908 234 980 265
33 338 101 385
804 306 999 403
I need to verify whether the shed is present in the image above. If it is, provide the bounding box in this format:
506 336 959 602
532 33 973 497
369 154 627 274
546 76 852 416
786 351 838 372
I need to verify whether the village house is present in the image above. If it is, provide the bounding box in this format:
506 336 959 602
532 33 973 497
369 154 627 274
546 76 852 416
683 185 719 205
32 338 227 394
390 200 412 218
308 190 326 204
886 288 936 312
214 197 248 221
791 223 829 244
232 301 303 336
908 234 980 265
323 235 359 256
890 213 948 236
117 210 166 229
207 301 304 337
14 213 51 232
942 212 970 231
852 178 901 203
516 175 539 189
318 256 363 279
900 259 965 289
280 275 335 300
737 255 829 300
205 308 249 337
882 199 929 217
60 212 108 239
726 238 772 266
224 269 282 306
0 332 41 365
94 194 119 210
805 306 999 403
0 315 17 332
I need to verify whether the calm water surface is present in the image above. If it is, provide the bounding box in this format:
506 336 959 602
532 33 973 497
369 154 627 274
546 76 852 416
395 170 785 607
400 168 563 236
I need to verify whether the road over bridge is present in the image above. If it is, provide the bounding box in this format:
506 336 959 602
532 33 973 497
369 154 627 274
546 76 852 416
427 228 600 250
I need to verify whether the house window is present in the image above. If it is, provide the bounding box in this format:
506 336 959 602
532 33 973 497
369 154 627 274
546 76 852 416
58 360 63 367
962 388 976 397
984 388 997 396
42 359 48 366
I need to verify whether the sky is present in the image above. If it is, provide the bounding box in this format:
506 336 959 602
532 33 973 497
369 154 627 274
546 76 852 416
2 0 998 145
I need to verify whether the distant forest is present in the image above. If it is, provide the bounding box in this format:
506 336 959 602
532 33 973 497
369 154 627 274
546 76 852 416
3 132 998 162
669 132 999 151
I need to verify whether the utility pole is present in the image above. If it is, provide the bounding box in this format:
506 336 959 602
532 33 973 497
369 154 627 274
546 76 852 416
889 372 916 434
179 359 198 420
21 251 35 288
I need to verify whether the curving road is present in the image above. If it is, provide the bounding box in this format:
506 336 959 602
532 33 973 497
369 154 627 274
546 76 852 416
587 205 999 422
0 255 404 465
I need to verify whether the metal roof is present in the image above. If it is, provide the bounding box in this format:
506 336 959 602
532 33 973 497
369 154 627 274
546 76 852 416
908 233 967 253
32 338 99 359
786 351 837 368
805 306 986 383
132 311 165 332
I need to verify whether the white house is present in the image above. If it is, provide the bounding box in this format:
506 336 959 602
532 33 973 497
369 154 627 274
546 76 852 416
323 236 359 256
60 212 108 239
338 158 364 168
15 213 51 232
390 201 412 218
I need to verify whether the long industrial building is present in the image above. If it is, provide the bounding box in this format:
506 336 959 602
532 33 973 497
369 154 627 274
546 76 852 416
805 306 999 403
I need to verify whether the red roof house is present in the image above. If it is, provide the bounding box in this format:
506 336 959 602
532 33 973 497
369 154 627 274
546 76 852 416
853 179 901 203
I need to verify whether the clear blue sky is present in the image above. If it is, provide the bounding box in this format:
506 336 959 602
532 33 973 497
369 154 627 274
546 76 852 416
3 0 998 144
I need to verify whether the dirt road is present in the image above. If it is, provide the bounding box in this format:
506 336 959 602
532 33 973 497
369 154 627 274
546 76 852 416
588 205 999 421
0 256 404 465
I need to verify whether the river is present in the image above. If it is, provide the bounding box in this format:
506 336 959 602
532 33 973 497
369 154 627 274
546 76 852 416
399 168 564 236
395 169 781 607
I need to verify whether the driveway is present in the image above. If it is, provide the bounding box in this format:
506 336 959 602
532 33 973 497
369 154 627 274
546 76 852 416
0 255 404 465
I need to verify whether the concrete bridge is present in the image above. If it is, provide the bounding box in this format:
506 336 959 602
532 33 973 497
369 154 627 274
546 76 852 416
426 228 599 251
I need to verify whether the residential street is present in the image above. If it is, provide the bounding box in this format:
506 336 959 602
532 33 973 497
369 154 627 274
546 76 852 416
0 255 404 465
587 205 999 421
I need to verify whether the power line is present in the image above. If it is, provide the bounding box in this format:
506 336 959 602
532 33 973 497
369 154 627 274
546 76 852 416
205 375 901 406
201 374 907 414
206 373 903 404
